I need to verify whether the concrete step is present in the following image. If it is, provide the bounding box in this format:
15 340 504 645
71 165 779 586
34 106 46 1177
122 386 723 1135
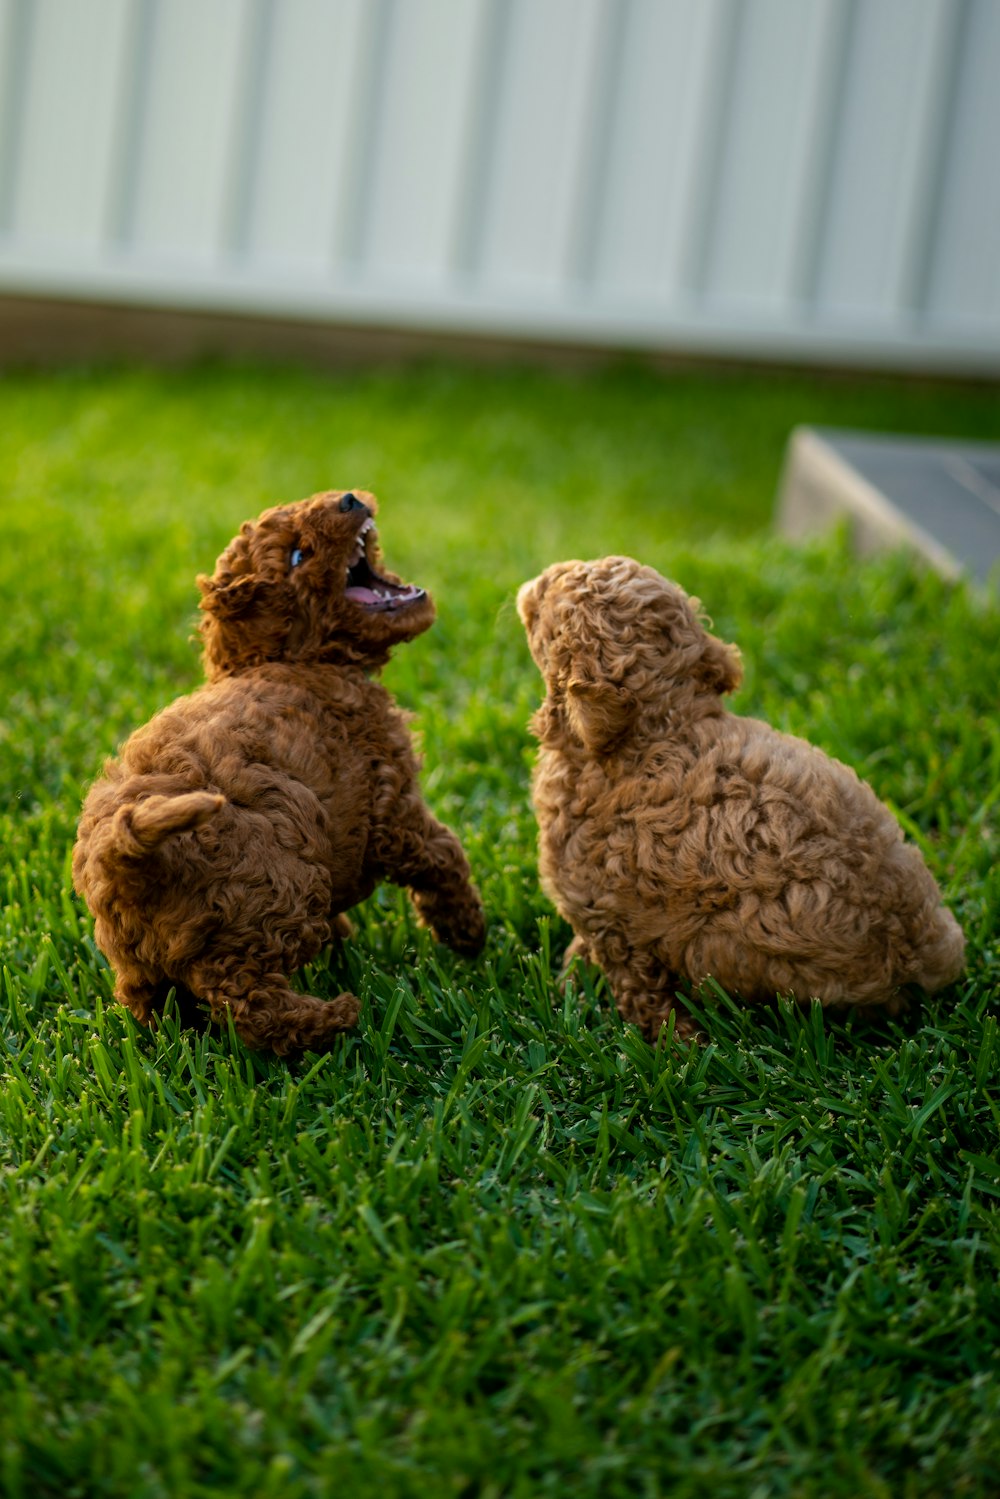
776 427 1000 585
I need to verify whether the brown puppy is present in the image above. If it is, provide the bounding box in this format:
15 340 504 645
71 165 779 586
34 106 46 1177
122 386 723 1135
517 556 964 1040
73 490 485 1054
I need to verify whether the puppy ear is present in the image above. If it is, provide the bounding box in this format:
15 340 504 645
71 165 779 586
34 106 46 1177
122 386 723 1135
198 573 291 679
198 573 275 619
566 677 637 754
698 632 742 695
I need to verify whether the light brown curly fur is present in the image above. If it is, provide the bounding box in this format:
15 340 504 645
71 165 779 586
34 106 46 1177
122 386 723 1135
73 490 485 1054
517 556 964 1040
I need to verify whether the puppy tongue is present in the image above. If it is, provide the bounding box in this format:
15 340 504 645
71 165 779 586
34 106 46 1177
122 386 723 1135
345 585 381 605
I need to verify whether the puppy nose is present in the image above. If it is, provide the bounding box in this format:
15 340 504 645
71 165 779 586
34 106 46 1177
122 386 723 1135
339 492 366 514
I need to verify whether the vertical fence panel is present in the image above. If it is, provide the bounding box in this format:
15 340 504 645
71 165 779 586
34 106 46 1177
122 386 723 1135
0 0 29 232
4 0 130 249
589 0 715 303
784 0 857 311
925 0 1000 330
814 0 955 325
672 0 745 301
476 0 606 291
363 0 486 284
244 0 367 272
703 0 838 312
127 0 250 261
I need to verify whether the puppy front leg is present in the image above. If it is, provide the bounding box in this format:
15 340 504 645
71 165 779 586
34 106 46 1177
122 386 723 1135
185 955 360 1055
375 794 485 957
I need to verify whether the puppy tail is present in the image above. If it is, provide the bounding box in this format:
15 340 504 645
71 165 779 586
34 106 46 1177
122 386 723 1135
113 791 225 859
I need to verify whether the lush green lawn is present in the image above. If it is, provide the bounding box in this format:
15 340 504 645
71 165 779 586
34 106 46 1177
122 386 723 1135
1 360 999 1497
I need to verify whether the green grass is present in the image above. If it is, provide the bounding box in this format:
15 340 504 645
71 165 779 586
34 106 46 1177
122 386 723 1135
1 359 999 1498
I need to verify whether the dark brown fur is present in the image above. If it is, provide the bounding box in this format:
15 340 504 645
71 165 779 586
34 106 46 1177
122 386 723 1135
73 490 485 1054
518 556 964 1040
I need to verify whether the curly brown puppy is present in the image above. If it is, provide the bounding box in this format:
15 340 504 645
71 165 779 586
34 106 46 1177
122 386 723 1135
517 556 964 1040
73 490 485 1055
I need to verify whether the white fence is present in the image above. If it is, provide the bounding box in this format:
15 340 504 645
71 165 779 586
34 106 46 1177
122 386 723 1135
0 0 998 372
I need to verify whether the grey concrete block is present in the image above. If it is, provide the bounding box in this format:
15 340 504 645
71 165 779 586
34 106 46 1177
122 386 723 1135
776 427 1000 585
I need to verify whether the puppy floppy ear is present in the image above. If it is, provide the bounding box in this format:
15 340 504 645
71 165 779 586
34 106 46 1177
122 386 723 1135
566 677 637 755
197 572 291 679
198 573 277 619
697 632 742 695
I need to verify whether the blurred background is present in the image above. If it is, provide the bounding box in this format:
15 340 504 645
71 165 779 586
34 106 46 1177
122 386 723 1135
1 0 998 375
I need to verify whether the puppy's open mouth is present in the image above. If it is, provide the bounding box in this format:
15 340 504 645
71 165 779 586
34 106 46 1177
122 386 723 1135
344 517 426 613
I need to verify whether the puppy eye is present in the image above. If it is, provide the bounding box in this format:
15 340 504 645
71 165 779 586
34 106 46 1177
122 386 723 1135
289 546 307 570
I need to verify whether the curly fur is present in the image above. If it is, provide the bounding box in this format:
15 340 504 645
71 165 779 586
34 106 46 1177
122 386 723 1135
517 556 964 1040
73 490 485 1054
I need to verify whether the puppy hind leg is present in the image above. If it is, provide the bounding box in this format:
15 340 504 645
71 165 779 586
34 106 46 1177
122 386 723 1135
602 958 702 1044
557 934 598 995
563 935 593 964
115 972 207 1032
185 961 360 1056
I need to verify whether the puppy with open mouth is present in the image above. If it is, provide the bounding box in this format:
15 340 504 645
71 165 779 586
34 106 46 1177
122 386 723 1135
73 489 485 1054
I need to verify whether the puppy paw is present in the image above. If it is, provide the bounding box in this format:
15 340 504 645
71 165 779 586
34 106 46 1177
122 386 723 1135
330 912 356 942
410 883 486 958
436 902 486 958
277 990 361 1054
634 1002 704 1046
324 990 362 1029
